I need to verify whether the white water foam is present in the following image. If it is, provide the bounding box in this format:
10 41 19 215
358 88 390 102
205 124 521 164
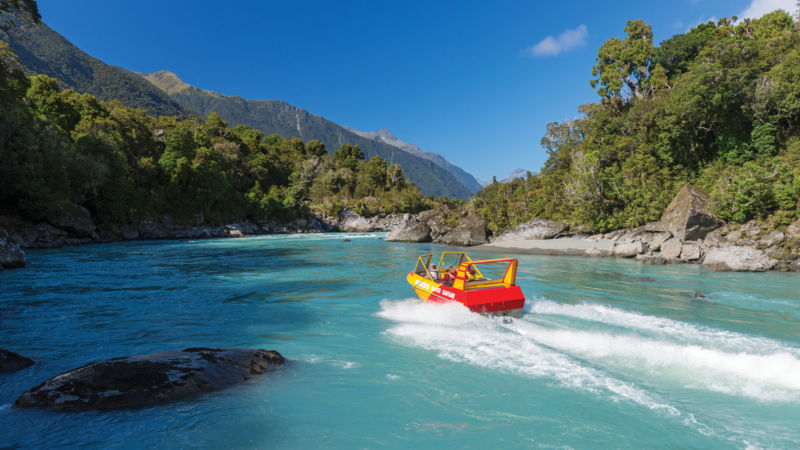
377 299 695 424
528 299 800 357
523 300 800 402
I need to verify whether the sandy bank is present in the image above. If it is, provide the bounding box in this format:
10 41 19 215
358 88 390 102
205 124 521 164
474 237 614 256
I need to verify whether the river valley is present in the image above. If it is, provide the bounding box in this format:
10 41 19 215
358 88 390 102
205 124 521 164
1 233 799 448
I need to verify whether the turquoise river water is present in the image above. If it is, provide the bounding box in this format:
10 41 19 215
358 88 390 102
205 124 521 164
1 233 800 448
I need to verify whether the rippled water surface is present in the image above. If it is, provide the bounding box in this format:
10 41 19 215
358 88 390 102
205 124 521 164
1 233 800 448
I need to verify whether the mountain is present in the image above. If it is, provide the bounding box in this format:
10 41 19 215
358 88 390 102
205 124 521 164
478 169 530 187
1 18 188 117
0 19 472 199
140 71 472 198
343 127 484 193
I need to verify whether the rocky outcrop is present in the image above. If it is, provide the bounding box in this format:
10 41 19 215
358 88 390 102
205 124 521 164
785 219 800 241
385 219 431 242
339 210 373 232
438 215 488 246
702 246 776 272
660 185 723 241
0 228 26 269
0 349 35 372
492 219 568 243
48 203 96 237
15 348 284 412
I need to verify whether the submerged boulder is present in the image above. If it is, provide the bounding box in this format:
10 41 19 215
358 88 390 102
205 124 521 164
0 349 35 372
15 348 284 412
660 185 723 241
493 218 568 243
385 219 431 243
702 246 776 272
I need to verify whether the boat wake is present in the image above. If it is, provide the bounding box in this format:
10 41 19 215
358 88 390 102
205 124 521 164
377 297 800 443
377 299 692 421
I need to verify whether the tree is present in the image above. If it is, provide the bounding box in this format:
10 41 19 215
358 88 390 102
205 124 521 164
332 144 364 170
591 20 665 100
305 139 327 158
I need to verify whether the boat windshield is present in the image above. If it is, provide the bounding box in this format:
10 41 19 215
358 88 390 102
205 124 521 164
437 252 471 272
414 253 432 277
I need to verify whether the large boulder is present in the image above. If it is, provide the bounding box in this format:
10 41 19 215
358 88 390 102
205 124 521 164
609 240 644 257
680 242 702 261
702 246 776 272
15 348 284 412
48 203 96 237
339 210 373 232
0 349 35 372
493 219 568 243
660 238 683 260
418 208 452 240
660 185 723 241
385 219 432 242
438 215 488 246
0 228 26 268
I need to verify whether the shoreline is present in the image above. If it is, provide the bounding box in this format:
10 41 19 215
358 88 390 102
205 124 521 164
474 237 614 257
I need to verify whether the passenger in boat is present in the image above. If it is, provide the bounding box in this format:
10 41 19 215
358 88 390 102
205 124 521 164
428 264 441 282
466 266 478 281
443 266 457 285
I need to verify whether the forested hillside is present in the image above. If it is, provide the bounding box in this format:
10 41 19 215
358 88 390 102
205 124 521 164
140 71 473 199
0 66 431 226
473 11 800 234
0 17 473 199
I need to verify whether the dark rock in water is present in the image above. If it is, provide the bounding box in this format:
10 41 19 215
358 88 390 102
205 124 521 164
694 291 705 298
0 349 35 372
610 272 655 283
15 348 284 412
343 239 351 242
0 228 26 269
660 185 723 241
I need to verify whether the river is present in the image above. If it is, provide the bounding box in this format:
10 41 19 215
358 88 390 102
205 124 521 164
1 233 799 448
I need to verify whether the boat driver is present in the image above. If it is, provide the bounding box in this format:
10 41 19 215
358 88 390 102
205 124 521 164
428 264 441 282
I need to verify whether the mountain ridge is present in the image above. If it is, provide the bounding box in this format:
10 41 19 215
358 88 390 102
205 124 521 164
343 126 483 193
139 70 473 198
1 19 472 198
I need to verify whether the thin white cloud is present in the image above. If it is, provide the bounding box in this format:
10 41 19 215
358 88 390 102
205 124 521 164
738 0 796 19
527 25 588 57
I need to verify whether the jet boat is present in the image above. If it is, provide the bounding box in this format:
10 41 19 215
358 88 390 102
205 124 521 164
407 251 525 317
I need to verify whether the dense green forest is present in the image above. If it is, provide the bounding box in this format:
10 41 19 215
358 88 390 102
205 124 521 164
1 16 473 199
473 11 800 234
0 53 431 225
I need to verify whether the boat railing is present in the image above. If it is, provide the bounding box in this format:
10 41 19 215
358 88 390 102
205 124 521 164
454 259 518 291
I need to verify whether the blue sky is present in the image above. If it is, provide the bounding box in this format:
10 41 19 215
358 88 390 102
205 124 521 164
38 0 797 181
